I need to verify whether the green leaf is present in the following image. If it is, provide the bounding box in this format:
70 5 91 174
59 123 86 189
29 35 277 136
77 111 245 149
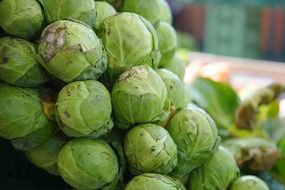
190 77 240 132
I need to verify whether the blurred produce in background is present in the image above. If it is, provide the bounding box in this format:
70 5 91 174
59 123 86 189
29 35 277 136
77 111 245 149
169 0 285 62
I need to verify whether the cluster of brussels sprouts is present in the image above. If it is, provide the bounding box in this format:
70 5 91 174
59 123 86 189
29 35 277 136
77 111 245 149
0 0 273 189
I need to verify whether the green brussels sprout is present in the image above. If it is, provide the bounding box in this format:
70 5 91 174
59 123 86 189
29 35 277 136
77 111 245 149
11 121 55 151
57 138 119 190
125 173 183 190
93 1 116 30
155 22 177 62
0 84 49 140
124 123 177 174
25 135 65 175
56 80 113 137
230 176 269 190
98 12 160 85
166 104 220 176
189 146 240 190
38 0 96 26
0 37 49 87
111 65 167 128
223 138 280 171
0 0 44 39
161 54 186 81
122 0 172 24
38 20 107 83
157 69 190 109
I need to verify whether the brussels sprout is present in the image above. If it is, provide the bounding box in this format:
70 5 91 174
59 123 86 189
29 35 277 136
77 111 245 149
58 138 119 190
124 123 177 174
166 104 220 176
125 173 183 190
0 37 49 87
161 54 186 80
189 146 240 190
98 12 160 85
38 20 107 83
93 1 116 30
25 135 65 175
223 138 280 171
0 0 44 39
122 0 172 24
56 80 113 137
11 121 55 151
155 22 177 62
157 69 190 109
0 84 49 140
111 65 167 128
230 176 269 190
39 0 96 26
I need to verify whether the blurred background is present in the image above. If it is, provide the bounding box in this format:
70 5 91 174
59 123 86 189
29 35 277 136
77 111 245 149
167 0 285 95
168 0 285 62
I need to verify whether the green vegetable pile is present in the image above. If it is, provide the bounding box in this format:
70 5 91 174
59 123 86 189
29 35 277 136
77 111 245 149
0 0 284 189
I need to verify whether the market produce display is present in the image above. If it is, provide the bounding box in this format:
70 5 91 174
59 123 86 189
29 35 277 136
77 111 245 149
0 0 284 190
